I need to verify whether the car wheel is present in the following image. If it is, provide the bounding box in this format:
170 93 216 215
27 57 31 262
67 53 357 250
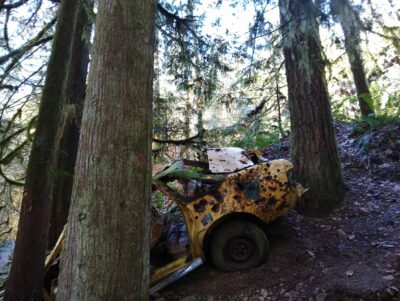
210 220 270 272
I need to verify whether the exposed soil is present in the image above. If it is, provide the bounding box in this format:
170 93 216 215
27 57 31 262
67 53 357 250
156 122 400 301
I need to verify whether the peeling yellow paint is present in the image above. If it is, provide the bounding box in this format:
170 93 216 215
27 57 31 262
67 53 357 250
44 159 304 295
151 159 304 283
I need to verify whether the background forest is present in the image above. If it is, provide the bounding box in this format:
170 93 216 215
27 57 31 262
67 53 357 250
0 0 399 299
0 0 399 231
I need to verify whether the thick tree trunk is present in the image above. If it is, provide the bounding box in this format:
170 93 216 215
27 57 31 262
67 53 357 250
331 0 374 117
5 0 79 300
279 0 345 215
48 0 91 249
57 0 155 300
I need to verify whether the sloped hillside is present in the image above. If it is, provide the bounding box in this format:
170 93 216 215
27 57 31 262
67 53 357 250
158 122 400 301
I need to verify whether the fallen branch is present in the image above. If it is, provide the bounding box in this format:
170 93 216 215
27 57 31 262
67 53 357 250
153 129 205 145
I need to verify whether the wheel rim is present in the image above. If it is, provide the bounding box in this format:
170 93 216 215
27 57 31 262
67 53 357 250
225 236 255 263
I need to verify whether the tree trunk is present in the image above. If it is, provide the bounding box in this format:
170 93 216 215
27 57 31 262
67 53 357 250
192 1 203 137
275 70 286 138
57 0 155 300
331 0 374 117
279 0 345 215
48 0 92 249
184 98 191 139
5 0 79 300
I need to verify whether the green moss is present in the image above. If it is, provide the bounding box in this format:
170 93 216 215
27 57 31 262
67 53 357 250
151 191 165 210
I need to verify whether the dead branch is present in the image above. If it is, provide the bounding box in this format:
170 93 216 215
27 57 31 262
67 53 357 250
0 17 56 65
1 0 29 10
153 129 205 145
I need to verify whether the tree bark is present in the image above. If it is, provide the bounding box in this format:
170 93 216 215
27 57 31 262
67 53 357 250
331 0 374 117
5 0 79 300
279 0 345 215
57 0 155 300
48 0 92 249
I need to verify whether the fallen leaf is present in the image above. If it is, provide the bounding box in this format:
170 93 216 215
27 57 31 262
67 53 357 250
384 269 395 273
346 270 354 276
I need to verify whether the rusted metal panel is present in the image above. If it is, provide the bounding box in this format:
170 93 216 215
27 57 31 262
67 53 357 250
150 257 203 297
207 147 254 173
43 154 304 299
154 158 304 259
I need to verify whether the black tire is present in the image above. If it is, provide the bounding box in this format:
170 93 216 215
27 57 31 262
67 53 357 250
210 220 270 272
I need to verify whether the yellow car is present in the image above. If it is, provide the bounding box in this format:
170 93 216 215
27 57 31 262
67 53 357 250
44 148 304 299
149 148 304 294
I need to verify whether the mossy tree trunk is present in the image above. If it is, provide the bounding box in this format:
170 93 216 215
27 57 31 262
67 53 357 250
5 0 80 300
279 0 345 216
57 0 155 299
47 0 92 249
331 0 374 117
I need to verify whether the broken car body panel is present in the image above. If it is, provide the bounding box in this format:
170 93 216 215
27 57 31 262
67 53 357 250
150 154 304 285
44 149 304 297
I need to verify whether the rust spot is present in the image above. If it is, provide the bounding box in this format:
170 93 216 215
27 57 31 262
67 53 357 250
255 198 265 205
214 191 224 203
244 182 260 201
277 169 280 172
233 195 241 201
211 204 220 213
194 199 208 212
273 175 277 179
277 201 289 211
267 197 277 208
202 213 213 225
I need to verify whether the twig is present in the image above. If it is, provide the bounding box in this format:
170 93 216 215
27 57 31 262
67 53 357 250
153 129 205 145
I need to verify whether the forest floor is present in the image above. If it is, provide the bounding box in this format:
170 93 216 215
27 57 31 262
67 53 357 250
157 121 400 301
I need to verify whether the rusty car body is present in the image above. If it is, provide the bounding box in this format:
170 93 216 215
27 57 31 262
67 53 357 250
149 148 304 292
43 148 304 299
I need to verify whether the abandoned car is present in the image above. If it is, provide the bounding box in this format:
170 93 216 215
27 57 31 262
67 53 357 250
43 147 304 299
149 147 304 293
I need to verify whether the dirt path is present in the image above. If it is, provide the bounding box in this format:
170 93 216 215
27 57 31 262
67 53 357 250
157 123 400 301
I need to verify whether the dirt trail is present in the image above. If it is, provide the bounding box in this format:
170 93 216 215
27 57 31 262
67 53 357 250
158 122 400 301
